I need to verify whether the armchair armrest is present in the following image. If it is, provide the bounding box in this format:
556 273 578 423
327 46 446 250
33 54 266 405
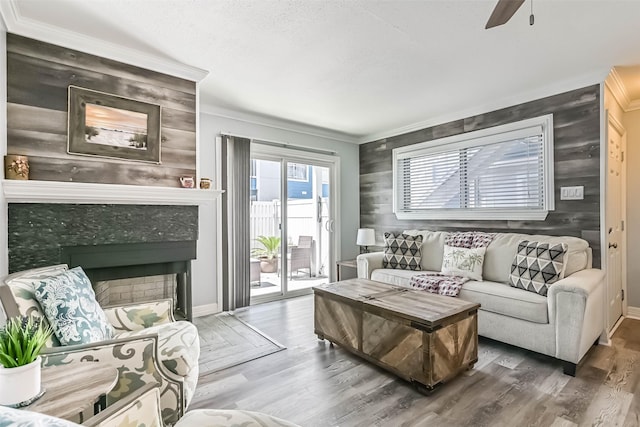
357 252 384 279
548 269 605 364
103 298 175 332
84 384 162 427
41 333 184 425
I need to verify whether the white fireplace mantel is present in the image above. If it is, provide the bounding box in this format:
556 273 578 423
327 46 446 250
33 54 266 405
2 180 224 205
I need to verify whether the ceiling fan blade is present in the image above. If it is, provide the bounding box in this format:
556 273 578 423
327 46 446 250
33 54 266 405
485 0 526 29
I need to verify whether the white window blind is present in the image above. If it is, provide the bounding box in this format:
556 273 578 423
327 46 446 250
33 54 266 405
393 115 554 220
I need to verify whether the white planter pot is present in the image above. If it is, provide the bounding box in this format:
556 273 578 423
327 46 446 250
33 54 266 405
0 356 42 406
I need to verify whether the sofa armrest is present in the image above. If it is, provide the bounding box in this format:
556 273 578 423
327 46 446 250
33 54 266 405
103 299 175 332
357 252 384 279
548 269 605 364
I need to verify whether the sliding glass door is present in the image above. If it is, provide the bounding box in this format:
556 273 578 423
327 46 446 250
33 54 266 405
249 158 282 298
249 145 337 304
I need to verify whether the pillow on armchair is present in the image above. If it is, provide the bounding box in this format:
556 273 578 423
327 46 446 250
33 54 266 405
33 266 114 346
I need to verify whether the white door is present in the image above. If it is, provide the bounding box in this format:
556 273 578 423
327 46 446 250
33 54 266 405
606 114 625 329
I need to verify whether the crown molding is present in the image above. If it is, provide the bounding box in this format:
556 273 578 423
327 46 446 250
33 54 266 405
0 0 208 82
605 68 632 111
627 100 640 112
361 69 610 144
200 103 361 144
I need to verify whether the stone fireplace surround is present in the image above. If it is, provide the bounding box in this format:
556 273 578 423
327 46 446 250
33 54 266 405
3 180 223 319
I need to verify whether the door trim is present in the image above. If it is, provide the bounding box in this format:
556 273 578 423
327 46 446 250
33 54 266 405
604 111 627 332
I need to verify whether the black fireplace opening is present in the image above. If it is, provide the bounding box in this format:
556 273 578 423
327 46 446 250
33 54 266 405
61 241 196 320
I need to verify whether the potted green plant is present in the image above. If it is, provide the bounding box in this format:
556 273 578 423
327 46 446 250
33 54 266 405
251 235 282 273
0 316 53 406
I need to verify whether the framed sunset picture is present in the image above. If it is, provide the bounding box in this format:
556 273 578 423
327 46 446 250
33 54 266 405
68 86 162 163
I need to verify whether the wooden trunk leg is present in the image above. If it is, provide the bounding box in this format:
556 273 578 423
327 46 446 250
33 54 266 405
562 361 577 376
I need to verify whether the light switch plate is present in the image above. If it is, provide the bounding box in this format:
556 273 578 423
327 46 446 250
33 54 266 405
560 186 584 200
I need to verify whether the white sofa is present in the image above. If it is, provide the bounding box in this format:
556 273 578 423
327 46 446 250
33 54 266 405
356 231 605 375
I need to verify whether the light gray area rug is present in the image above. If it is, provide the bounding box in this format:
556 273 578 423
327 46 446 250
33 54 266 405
194 312 286 376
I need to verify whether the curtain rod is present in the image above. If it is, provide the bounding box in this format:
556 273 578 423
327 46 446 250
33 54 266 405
220 132 337 156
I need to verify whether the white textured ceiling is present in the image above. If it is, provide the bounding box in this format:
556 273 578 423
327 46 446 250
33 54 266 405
6 0 640 141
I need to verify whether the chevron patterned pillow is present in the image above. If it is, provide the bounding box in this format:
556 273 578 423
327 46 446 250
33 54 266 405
509 240 568 296
382 232 423 271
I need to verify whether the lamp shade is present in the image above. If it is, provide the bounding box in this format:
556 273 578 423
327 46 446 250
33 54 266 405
356 228 376 246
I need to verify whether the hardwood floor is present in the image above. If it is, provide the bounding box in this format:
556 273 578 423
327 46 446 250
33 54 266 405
191 296 640 426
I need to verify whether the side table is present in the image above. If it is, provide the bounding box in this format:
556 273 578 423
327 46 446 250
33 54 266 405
336 259 358 281
25 362 118 422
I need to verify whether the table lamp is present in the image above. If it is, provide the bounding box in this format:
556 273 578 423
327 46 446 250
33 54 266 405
356 228 376 253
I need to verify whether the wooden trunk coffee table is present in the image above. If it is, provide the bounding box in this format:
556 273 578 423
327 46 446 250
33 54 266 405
313 278 480 392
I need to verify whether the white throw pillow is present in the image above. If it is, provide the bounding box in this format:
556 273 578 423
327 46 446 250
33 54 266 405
441 245 486 281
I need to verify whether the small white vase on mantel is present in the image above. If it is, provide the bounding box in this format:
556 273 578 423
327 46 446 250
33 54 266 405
0 356 42 406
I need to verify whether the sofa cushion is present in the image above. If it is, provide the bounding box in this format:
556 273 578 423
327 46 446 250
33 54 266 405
509 240 568 296
371 268 439 287
483 233 589 283
370 268 549 324
382 232 422 271
33 267 114 346
458 280 549 324
403 230 447 271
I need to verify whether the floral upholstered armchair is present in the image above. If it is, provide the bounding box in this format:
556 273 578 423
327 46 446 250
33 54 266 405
0 384 300 427
0 264 200 425
84 384 301 427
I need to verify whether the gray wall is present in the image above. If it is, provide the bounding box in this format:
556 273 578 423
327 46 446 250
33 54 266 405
360 85 601 267
6 34 196 187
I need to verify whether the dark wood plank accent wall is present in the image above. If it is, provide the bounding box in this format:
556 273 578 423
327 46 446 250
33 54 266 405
6 34 196 187
359 85 601 267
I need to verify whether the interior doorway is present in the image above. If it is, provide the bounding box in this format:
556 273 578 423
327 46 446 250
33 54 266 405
248 144 339 304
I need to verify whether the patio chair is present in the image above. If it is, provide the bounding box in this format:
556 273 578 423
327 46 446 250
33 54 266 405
0 264 200 425
287 235 313 279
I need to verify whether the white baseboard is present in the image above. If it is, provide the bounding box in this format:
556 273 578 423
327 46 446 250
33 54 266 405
192 303 220 318
627 306 640 320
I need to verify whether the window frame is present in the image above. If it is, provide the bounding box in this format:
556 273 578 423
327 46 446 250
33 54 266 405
392 114 555 221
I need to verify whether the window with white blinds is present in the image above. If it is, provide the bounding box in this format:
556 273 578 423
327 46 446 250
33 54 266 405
393 115 554 220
